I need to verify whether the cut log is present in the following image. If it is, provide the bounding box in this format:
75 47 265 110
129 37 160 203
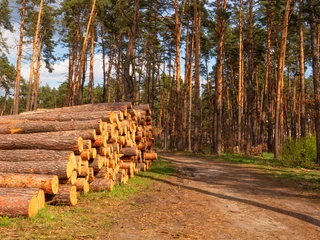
0 188 45 215
74 178 90 194
89 154 104 172
0 149 74 163
80 149 90 161
0 173 59 194
0 119 103 135
133 104 151 114
94 166 109 178
0 192 39 217
144 152 158 160
120 147 138 156
0 133 83 152
89 178 114 192
0 110 118 123
17 102 131 115
136 163 147 172
92 135 107 148
46 185 78 206
59 170 77 185
88 167 94 183
97 147 107 156
90 147 97 160
78 165 89 178
137 142 147 151
0 160 74 179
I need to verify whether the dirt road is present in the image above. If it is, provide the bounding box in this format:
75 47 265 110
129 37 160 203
107 152 320 240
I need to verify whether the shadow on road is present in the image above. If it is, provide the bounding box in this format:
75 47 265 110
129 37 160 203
139 174 320 228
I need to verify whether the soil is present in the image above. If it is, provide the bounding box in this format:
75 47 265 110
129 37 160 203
105 151 320 240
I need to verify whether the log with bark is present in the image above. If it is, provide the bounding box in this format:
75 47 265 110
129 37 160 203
46 185 78 206
89 154 104 172
59 170 77 185
0 133 83 152
0 110 118 123
92 135 107 148
0 119 103 135
74 178 90 194
120 147 138 156
20 102 132 115
0 188 41 217
88 167 94 183
0 160 74 179
144 152 158 161
0 149 74 162
89 178 114 192
0 173 59 194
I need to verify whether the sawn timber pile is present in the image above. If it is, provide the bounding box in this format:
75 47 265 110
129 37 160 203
0 102 157 217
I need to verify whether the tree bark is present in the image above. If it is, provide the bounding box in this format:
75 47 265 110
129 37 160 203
0 160 74 179
0 149 74 163
13 0 26 115
0 173 59 194
74 0 97 105
274 0 293 158
238 0 244 152
308 2 320 163
246 0 255 156
214 0 227 155
123 0 140 102
26 0 44 112
0 133 83 152
299 0 306 138
46 185 78 206
0 110 117 123
89 178 114 192
0 119 102 135
0 190 39 217
193 0 201 153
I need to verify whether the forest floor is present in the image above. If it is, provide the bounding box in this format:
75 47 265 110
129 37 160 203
106 151 320 240
1 151 320 239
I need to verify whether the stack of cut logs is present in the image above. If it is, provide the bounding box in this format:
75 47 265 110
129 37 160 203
0 102 157 217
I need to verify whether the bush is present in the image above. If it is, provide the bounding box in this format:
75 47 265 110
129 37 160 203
279 135 317 168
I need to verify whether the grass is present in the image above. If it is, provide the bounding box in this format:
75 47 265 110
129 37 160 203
0 158 175 239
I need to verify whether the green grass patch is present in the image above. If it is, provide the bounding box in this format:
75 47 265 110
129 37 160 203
0 216 10 227
143 157 176 177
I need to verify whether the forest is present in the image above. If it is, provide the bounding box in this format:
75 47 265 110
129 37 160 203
0 0 319 164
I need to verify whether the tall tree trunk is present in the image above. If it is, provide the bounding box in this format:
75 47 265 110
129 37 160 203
13 0 27 115
123 0 140 102
193 0 201 153
74 0 96 105
246 0 254 156
32 40 42 111
299 0 306 138
173 0 185 151
106 46 114 103
237 0 244 152
266 1 273 152
214 0 227 155
101 27 107 102
274 0 293 159
115 35 122 102
187 10 195 152
26 0 44 112
88 27 95 104
308 1 320 163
